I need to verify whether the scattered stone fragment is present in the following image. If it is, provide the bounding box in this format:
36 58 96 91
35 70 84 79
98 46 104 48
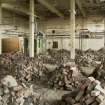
61 77 105 105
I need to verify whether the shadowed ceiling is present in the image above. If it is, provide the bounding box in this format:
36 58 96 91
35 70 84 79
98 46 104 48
1 0 105 19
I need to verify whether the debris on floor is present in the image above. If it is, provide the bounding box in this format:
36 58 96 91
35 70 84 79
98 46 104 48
61 77 105 105
0 75 45 105
0 48 105 105
48 62 85 90
0 52 49 83
47 49 70 64
92 59 105 85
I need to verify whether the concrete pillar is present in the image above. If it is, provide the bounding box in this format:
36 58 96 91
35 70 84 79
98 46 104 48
0 1 2 55
104 19 105 47
70 0 75 59
19 37 24 53
29 0 35 57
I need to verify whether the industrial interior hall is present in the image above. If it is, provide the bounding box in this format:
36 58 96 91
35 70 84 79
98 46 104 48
1 0 105 105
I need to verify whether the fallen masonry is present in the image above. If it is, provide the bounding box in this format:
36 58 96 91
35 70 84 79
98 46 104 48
0 75 47 105
0 52 49 83
0 49 105 105
48 62 85 90
61 77 105 105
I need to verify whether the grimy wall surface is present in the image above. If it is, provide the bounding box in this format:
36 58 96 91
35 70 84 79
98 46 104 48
1 8 105 51
0 9 29 52
44 16 105 50
1 9 29 33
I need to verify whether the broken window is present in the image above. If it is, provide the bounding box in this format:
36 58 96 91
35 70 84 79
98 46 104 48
53 41 58 48
52 30 55 34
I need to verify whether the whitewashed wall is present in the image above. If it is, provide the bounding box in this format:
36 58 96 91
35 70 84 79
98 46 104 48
76 38 104 50
46 37 104 51
44 16 105 50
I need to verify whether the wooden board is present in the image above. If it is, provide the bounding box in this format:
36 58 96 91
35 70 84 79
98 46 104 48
2 37 19 53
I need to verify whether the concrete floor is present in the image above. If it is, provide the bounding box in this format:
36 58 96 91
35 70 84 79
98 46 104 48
33 84 69 104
